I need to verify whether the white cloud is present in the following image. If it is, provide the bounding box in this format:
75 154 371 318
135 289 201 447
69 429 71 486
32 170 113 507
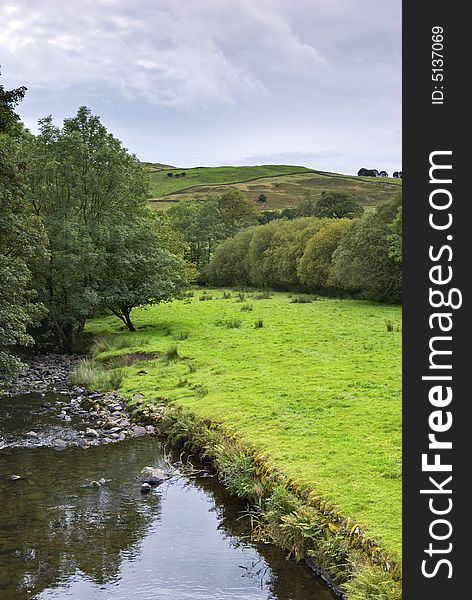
0 0 327 108
0 0 401 172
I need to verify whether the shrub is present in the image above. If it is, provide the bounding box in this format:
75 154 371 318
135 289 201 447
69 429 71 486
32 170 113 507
199 293 213 301
254 319 264 329
297 219 353 292
240 303 253 312
385 320 394 332
237 291 246 302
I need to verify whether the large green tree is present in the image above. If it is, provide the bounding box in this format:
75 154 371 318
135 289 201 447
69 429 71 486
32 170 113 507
99 213 192 331
26 107 188 348
0 75 47 382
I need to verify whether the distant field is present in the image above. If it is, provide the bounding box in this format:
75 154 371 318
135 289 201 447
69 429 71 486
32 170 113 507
86 290 402 559
146 164 402 212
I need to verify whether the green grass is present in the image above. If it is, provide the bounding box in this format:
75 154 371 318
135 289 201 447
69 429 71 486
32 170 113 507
85 290 401 558
145 163 401 212
147 164 311 198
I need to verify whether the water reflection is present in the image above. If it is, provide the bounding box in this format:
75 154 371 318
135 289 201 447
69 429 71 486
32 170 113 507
0 394 334 600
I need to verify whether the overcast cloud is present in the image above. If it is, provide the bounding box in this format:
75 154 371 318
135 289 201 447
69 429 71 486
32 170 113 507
0 0 401 174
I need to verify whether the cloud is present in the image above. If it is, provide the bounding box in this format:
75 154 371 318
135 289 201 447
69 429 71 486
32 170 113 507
0 0 401 172
0 0 327 108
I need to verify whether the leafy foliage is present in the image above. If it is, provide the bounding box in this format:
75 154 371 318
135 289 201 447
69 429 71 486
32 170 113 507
207 194 402 302
332 193 402 302
25 107 190 346
312 191 364 219
297 219 353 291
0 76 47 381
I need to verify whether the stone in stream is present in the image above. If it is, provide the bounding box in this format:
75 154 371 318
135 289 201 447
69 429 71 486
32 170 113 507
84 428 99 438
105 427 122 435
140 483 152 494
53 439 67 449
132 426 147 437
26 431 39 439
139 467 166 488
145 425 156 434
10 475 22 481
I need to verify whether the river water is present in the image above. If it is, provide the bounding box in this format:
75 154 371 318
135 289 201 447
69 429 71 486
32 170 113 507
0 393 335 600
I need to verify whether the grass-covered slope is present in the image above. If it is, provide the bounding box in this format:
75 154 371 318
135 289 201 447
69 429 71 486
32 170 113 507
86 290 402 559
146 164 402 212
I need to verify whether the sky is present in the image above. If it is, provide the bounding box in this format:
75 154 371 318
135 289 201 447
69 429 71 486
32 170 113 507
0 0 401 175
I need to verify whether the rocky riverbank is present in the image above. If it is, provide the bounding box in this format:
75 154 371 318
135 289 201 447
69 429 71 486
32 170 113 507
2 352 156 450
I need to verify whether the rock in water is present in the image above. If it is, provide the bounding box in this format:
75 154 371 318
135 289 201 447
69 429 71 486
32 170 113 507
140 483 152 494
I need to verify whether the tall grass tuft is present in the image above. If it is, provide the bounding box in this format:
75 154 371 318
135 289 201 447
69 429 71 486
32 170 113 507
290 295 315 304
163 345 180 363
240 303 254 312
342 564 402 600
226 319 242 329
199 293 213 301
90 335 130 356
385 320 394 332
254 290 273 300
254 319 264 328
69 359 123 391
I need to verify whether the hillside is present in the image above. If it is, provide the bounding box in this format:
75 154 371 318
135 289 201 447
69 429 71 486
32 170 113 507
146 164 402 212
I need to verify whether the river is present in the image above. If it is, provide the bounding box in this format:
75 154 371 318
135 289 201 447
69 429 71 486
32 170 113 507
0 392 335 600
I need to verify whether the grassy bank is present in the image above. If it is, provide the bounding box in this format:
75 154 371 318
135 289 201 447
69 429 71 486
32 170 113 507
84 290 401 562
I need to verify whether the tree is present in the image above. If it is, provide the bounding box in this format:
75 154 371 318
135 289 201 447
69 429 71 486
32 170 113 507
99 213 192 331
216 189 259 237
332 193 402 302
297 219 352 291
296 193 318 217
205 228 256 287
257 193 267 204
168 196 226 273
26 107 187 348
388 205 402 263
313 191 364 219
0 75 47 381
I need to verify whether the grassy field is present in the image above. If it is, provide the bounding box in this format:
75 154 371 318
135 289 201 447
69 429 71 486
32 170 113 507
86 290 402 559
145 163 402 212
147 164 311 197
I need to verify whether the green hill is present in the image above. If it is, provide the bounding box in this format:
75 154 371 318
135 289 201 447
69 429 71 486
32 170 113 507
146 164 402 212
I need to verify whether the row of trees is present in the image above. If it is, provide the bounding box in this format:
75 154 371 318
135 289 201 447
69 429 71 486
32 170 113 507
205 193 402 302
168 190 259 273
169 190 364 273
1 78 192 381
